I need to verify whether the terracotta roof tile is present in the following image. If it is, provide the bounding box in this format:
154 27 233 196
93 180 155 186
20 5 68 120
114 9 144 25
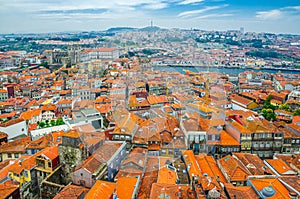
27 135 52 150
230 94 254 106
0 118 24 127
0 136 30 153
85 180 116 199
41 103 57 112
182 150 202 177
115 177 138 199
0 111 16 119
138 157 159 199
249 177 290 199
232 153 273 175
149 183 189 199
224 183 258 199
0 131 8 140
157 166 177 185
8 163 23 174
63 129 81 139
218 155 251 182
279 176 300 193
220 130 240 146
265 159 297 175
75 155 102 173
92 142 123 163
116 148 147 179
195 154 226 184
0 183 19 198
36 146 58 161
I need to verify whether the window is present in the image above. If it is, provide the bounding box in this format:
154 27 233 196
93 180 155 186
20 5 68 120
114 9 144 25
14 154 19 158
7 153 12 158
24 170 28 178
207 135 212 141
48 162 51 168
275 133 281 137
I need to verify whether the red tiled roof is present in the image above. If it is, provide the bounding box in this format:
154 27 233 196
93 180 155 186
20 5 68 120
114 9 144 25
0 136 30 153
53 184 89 199
0 183 19 198
182 150 202 177
115 177 138 199
85 180 116 199
249 177 290 199
220 130 240 146
230 94 254 106
265 159 296 175
0 118 24 127
233 153 273 175
218 155 251 182
224 183 258 199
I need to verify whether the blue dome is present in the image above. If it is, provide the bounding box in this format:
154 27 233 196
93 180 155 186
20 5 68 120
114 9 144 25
261 186 276 197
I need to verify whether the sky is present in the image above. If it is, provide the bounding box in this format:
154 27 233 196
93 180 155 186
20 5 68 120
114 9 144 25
0 0 300 34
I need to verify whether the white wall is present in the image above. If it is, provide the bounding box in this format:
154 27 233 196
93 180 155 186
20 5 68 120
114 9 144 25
0 121 27 140
30 124 70 140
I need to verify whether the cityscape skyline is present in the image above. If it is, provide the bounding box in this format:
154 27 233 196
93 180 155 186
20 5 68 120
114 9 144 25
1 2 300 197
0 0 300 34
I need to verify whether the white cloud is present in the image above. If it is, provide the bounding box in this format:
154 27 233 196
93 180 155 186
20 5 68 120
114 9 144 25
143 3 168 10
256 5 300 20
284 6 300 11
178 5 228 18
195 13 233 19
1 0 168 13
178 0 204 5
256 9 283 20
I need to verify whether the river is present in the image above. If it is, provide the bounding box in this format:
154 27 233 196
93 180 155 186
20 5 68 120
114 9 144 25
153 66 300 75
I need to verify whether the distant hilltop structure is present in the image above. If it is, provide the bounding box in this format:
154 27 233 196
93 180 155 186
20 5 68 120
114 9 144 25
240 27 245 34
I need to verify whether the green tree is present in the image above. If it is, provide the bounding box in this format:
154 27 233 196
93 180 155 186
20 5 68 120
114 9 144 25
56 118 64 125
39 121 46 128
261 95 277 121
262 95 277 110
294 109 300 116
39 61 49 68
262 108 276 121
278 104 291 112
50 120 56 126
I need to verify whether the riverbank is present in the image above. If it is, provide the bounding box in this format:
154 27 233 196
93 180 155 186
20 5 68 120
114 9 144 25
154 64 300 73
153 65 300 75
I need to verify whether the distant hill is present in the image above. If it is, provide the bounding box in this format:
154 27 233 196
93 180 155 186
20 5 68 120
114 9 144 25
106 26 163 33
106 27 137 32
139 26 161 32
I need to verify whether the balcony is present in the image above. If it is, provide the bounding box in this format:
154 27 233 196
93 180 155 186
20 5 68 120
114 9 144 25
36 163 52 173
252 137 274 141
252 146 273 151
